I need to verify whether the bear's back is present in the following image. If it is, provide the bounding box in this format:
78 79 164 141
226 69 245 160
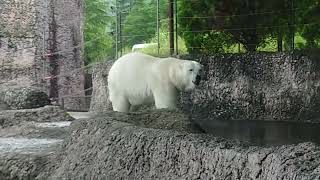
108 53 158 105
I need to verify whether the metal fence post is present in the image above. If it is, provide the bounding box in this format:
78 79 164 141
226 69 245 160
157 0 160 56
168 0 174 56
61 97 64 110
115 0 118 59
175 0 178 55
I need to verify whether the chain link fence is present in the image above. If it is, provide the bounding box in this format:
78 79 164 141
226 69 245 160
111 0 319 58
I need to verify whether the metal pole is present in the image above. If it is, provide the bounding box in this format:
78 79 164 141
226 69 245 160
168 0 174 56
291 0 295 51
175 0 178 55
157 0 160 56
61 97 64 110
119 11 122 56
42 31 46 91
115 0 118 59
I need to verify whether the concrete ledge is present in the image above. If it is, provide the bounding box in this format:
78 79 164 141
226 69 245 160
0 106 74 128
49 110 320 179
0 109 319 179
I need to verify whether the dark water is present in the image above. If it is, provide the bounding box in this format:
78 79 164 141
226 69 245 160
196 118 320 146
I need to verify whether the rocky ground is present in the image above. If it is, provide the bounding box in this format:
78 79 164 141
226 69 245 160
0 86 50 110
0 106 75 179
0 107 319 179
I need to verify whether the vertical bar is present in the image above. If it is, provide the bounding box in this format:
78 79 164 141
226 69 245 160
157 0 160 55
168 0 174 56
61 97 64 110
291 0 295 51
119 11 122 56
288 0 295 51
277 28 283 52
115 0 118 59
42 31 46 91
42 0 48 91
175 0 178 55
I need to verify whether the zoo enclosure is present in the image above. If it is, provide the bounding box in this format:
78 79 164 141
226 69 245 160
108 0 319 58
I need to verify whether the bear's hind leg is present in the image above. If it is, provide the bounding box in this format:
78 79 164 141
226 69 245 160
153 89 178 110
111 96 130 112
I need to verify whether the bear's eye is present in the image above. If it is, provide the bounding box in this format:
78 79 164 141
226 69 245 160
189 69 193 72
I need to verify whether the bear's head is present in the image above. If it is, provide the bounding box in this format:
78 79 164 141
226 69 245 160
170 60 203 92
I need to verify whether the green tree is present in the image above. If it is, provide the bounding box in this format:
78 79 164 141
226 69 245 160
139 21 188 57
178 0 234 54
121 0 168 48
178 0 298 53
296 0 320 48
84 0 115 65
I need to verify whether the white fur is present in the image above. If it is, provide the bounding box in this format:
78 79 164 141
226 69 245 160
108 52 202 112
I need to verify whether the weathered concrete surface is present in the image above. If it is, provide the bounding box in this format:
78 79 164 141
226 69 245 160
48 110 320 179
0 0 86 109
67 111 95 119
92 109 203 133
0 0 38 87
0 101 9 111
0 106 73 128
180 51 320 122
0 121 71 139
0 85 50 110
53 0 86 110
0 145 61 180
89 60 114 112
0 105 73 180
0 108 319 179
90 52 320 122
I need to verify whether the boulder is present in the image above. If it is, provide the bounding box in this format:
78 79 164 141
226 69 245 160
0 106 73 128
0 86 50 110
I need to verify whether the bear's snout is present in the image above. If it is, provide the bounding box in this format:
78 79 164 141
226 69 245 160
195 75 201 85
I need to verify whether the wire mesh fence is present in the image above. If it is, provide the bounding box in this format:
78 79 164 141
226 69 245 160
105 0 320 58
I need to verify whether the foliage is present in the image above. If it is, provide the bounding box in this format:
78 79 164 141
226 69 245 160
178 0 320 53
121 0 168 48
83 0 320 61
139 21 188 57
295 0 320 48
84 0 115 65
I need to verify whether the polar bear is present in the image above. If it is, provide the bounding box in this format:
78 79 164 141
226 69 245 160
108 52 203 112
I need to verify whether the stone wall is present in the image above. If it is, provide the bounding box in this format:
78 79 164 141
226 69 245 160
0 86 50 110
180 51 320 122
0 0 85 109
89 60 114 112
0 0 40 87
90 51 320 122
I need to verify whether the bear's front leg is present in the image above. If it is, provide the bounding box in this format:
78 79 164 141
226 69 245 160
153 88 178 110
111 95 131 112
